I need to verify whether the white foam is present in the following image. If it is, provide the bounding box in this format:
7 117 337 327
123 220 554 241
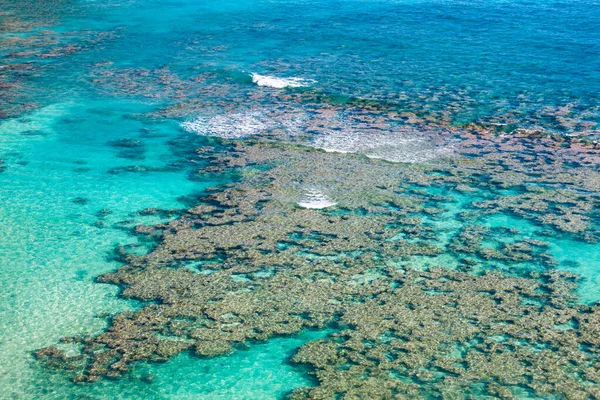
181 110 308 139
310 128 452 163
251 73 315 89
181 109 452 163
297 188 337 209
181 112 268 138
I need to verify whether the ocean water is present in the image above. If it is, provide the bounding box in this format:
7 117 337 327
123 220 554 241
1 0 600 398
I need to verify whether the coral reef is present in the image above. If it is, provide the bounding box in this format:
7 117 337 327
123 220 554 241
36 130 600 398
289 269 599 400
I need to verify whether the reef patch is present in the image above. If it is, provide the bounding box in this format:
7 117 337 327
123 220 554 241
35 127 600 398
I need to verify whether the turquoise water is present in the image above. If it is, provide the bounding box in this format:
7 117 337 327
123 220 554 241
0 96 323 398
1 0 600 398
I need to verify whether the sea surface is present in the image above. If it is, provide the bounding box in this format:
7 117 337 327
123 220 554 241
1 0 599 398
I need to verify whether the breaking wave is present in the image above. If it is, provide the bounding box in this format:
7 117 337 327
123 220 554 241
297 188 337 209
310 129 452 164
181 109 452 163
251 73 315 89
181 112 268 138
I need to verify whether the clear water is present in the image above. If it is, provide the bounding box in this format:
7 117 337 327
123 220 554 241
1 0 599 398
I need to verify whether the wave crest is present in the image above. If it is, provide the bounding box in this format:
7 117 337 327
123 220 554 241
297 188 337 209
251 73 315 89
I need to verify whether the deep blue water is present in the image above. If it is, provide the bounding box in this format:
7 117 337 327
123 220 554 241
4 0 600 128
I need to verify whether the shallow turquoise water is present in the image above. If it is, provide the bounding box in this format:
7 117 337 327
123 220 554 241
0 97 324 398
0 100 196 396
1 0 600 398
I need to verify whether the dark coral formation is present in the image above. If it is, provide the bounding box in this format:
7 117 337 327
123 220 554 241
87 58 600 137
289 269 600 400
36 129 600 398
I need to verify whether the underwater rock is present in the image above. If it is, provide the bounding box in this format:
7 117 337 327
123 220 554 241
106 138 144 149
71 197 89 205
